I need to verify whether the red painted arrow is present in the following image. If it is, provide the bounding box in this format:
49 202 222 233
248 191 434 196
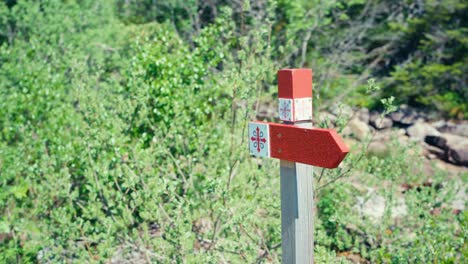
252 122 349 168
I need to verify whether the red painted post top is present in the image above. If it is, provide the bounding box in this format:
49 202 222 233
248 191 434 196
278 69 313 99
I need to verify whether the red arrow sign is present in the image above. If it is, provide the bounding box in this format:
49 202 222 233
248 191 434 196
249 122 349 168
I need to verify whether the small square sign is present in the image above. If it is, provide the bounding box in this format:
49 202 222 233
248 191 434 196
294 97 312 121
279 98 293 121
248 122 270 157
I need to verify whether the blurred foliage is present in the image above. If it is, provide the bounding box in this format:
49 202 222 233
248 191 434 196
117 0 467 117
373 1 468 118
0 0 466 263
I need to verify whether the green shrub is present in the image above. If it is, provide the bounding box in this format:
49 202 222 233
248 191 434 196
0 0 465 263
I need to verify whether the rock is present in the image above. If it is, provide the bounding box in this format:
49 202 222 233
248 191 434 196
452 123 468 137
343 137 359 149
425 133 468 166
452 184 466 211
444 134 468 166
400 112 419 126
406 122 440 141
420 131 468 165
355 188 408 223
396 128 406 136
347 118 370 141
447 147 468 166
396 132 411 147
257 103 275 120
389 111 405 123
330 103 353 118
425 135 447 149
392 197 408 218
369 111 393 129
401 105 420 124
367 141 388 156
423 144 446 160
431 120 446 129
357 108 370 124
436 121 468 137
374 129 393 141
369 114 393 130
369 111 378 122
342 126 352 137
390 106 419 126
356 192 386 221
356 190 407 223
317 111 337 126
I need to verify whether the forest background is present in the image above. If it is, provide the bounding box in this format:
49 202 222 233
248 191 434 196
0 0 466 263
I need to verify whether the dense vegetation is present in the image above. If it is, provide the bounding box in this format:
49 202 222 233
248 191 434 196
0 0 466 263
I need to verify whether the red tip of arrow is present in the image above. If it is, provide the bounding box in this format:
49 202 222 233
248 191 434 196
269 124 349 168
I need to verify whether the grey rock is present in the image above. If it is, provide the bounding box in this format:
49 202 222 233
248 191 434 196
436 122 468 137
390 111 405 122
424 144 446 160
431 120 446 129
356 192 385 221
406 122 440 141
368 141 388 156
390 107 419 126
257 103 275 120
317 111 337 126
369 112 393 130
330 103 353 118
347 118 371 141
420 133 468 166
400 111 419 126
369 111 379 122
425 135 447 149
445 136 468 166
357 108 370 124
432 134 468 166
341 126 352 137
452 184 466 211
392 197 408 218
447 148 468 166
355 190 407 223
396 128 406 136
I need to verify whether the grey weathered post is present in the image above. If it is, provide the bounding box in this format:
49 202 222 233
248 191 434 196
280 141 314 263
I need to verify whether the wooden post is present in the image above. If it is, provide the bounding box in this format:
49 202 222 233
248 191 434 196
248 68 349 264
280 159 314 263
278 69 314 263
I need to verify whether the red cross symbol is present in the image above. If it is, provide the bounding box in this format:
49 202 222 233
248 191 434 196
280 105 291 119
250 127 267 152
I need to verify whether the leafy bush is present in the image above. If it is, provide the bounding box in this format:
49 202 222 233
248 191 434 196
0 0 466 263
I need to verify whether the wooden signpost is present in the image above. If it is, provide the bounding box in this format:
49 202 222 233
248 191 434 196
249 69 349 263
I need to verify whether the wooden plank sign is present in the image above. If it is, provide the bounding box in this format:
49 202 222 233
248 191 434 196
248 121 349 168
